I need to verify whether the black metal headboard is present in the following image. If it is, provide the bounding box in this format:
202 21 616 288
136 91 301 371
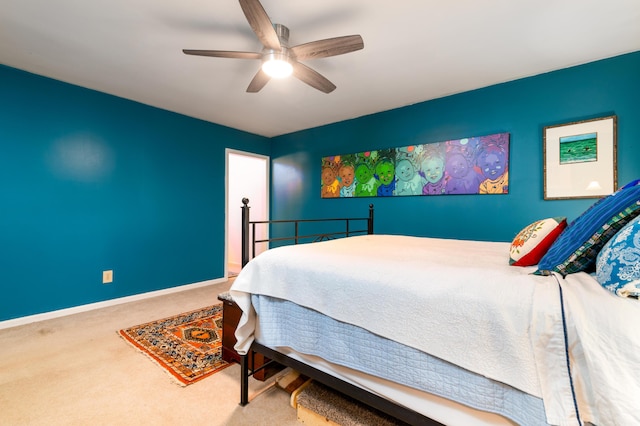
240 198 374 267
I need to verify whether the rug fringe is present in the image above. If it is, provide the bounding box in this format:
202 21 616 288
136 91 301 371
117 330 191 387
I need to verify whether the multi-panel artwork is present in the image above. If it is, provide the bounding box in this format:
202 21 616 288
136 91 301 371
321 132 509 198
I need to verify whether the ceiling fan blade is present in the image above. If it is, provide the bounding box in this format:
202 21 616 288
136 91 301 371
291 35 364 60
239 0 281 51
292 62 336 94
246 68 271 93
182 49 262 59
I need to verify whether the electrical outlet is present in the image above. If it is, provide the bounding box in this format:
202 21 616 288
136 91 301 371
102 270 113 284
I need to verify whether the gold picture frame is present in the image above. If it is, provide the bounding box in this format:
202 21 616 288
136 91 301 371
543 115 617 200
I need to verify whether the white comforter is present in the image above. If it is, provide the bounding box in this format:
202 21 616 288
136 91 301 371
230 234 640 426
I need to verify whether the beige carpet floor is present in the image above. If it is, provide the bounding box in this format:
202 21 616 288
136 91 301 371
0 279 299 426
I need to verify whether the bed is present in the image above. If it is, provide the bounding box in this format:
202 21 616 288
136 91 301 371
229 187 640 426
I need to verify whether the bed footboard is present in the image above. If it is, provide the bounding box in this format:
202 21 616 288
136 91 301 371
240 198 374 267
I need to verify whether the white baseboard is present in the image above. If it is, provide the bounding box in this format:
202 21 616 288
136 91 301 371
0 277 227 330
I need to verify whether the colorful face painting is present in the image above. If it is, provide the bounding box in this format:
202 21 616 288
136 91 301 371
321 133 509 198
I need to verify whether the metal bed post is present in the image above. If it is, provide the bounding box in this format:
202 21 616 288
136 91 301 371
368 203 374 234
241 198 250 267
240 354 249 406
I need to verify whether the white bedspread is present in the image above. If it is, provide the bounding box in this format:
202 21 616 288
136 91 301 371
230 234 639 425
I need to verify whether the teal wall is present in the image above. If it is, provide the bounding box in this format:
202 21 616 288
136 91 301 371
0 65 269 321
2 51 639 322
270 51 640 242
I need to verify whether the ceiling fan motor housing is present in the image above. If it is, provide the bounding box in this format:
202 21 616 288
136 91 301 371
261 24 293 77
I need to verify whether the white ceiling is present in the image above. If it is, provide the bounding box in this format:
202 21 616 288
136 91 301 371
2 0 639 137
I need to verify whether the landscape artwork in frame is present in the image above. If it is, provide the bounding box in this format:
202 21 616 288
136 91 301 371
321 132 509 198
543 116 617 200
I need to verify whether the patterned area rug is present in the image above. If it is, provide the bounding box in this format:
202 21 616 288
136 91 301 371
118 305 231 386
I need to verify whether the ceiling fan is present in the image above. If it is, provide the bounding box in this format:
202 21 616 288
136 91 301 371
182 0 364 93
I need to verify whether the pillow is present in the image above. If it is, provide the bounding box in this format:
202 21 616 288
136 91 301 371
620 178 640 190
596 215 640 298
535 180 640 276
509 217 567 266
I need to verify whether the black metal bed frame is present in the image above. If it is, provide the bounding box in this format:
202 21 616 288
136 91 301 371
237 198 441 426
240 197 374 267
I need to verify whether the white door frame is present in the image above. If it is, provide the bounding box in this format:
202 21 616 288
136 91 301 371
225 148 269 278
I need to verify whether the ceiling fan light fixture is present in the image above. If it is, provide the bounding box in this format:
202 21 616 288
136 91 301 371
261 52 293 78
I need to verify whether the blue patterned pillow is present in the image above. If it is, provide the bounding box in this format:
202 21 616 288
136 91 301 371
535 180 640 276
596 215 640 298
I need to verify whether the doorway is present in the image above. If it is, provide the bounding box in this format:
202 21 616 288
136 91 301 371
226 149 269 277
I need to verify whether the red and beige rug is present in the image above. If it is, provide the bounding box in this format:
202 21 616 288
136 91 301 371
118 305 231 386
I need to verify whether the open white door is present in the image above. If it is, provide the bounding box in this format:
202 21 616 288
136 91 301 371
226 149 269 276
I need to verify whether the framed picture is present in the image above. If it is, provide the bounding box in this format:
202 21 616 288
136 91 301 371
321 133 510 198
543 115 617 200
